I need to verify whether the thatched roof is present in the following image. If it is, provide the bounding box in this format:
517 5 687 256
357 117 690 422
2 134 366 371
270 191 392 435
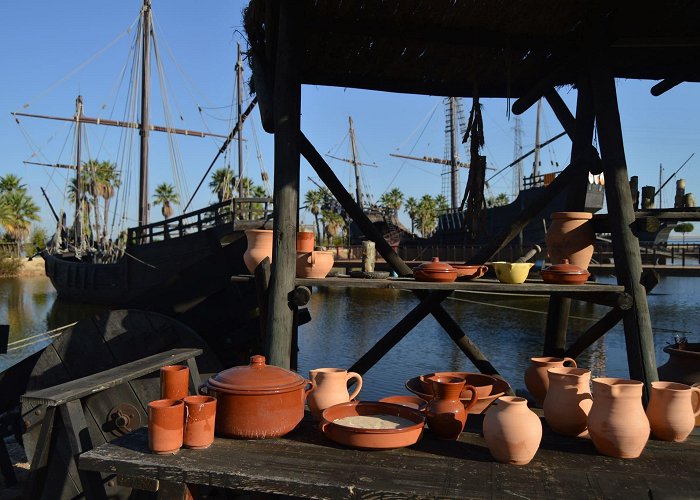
243 0 699 98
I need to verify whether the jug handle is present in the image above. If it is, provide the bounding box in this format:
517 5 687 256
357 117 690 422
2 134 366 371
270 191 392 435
691 386 700 418
462 385 479 412
347 372 363 401
304 379 315 398
563 357 577 367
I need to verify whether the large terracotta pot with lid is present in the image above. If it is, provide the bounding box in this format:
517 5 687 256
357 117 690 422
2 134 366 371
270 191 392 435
200 355 312 439
413 257 457 283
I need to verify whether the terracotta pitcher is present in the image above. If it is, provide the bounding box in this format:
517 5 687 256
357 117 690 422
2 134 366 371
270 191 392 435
483 396 542 465
588 378 650 458
524 356 577 406
546 211 595 269
543 367 592 437
426 376 477 440
308 368 363 419
646 381 700 442
243 229 273 273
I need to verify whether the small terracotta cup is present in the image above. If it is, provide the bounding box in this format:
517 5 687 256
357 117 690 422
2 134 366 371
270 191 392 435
183 395 217 449
148 399 184 454
160 365 190 400
296 231 315 253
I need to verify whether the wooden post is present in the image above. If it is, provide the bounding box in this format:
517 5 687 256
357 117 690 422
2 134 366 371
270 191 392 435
591 62 658 398
266 2 301 369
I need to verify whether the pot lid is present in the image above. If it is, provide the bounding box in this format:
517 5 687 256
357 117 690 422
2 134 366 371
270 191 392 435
415 257 456 274
207 355 307 394
542 259 589 275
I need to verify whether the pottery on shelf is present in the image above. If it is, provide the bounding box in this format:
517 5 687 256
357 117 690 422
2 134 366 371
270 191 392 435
524 356 577 406
540 259 591 285
483 396 542 465
183 395 217 449
148 398 184 454
452 264 488 281
425 376 477 440
657 342 700 386
413 257 458 283
243 229 273 273
308 368 363 420
545 212 595 270
160 365 189 400
296 251 335 278
588 378 650 459
492 262 534 284
645 381 700 442
296 231 315 253
543 367 592 437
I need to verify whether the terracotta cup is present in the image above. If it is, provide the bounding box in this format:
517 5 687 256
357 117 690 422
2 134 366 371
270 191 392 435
148 399 185 454
183 395 217 449
160 365 190 400
646 381 700 442
296 231 315 253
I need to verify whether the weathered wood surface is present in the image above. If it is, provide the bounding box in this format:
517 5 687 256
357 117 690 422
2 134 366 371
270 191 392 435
80 419 700 500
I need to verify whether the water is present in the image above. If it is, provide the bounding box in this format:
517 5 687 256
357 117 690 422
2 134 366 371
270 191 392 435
2 275 698 400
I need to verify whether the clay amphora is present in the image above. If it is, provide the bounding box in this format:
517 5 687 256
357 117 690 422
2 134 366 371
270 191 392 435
243 229 273 273
645 381 700 442
160 365 189 400
588 378 650 458
183 395 217 449
148 399 184 454
426 376 477 440
296 231 315 253
524 356 577 406
657 343 700 386
296 250 334 278
483 396 542 465
543 367 592 437
308 368 363 419
545 212 595 270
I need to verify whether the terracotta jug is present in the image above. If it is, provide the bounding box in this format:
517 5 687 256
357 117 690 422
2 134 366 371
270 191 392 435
543 367 592 437
426 376 477 440
296 231 315 253
588 378 650 458
183 395 217 449
308 368 363 419
243 229 273 273
483 396 542 465
646 381 700 442
545 211 595 269
296 250 334 278
148 399 184 454
160 365 189 400
524 356 577 406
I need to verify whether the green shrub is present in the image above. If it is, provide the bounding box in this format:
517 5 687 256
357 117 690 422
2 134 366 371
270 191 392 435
25 227 48 255
0 257 23 277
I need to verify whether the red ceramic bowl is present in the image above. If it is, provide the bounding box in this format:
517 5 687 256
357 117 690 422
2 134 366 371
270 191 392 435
406 376 510 414
378 395 428 412
418 371 498 399
452 264 488 281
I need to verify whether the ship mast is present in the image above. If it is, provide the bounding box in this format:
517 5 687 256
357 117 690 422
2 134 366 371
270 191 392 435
448 97 460 210
74 95 83 246
348 116 363 206
237 42 244 197
532 99 542 178
138 0 152 227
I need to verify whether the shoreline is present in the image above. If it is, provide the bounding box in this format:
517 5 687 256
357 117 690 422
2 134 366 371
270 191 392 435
0 256 46 278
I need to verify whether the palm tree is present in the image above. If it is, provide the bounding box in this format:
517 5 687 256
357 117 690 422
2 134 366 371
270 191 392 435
0 174 26 193
405 196 418 235
322 209 346 246
66 177 93 239
434 194 449 213
304 189 324 242
94 161 121 239
209 167 234 202
379 188 404 216
0 190 40 243
415 194 438 237
153 183 180 219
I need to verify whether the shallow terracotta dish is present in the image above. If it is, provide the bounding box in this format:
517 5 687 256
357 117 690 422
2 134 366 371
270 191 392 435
378 395 428 412
320 401 425 450
418 371 498 399
406 376 510 414
452 264 488 281
413 257 458 283
540 259 590 285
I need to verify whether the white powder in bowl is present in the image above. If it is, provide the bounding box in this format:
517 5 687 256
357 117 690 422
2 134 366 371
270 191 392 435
333 414 416 429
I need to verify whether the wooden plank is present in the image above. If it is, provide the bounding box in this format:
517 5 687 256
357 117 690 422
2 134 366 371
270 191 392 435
22 406 57 500
254 257 271 352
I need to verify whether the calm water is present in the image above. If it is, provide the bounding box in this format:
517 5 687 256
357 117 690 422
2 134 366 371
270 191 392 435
2 275 698 400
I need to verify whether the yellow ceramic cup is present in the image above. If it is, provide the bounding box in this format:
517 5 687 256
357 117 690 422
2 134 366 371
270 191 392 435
492 262 534 284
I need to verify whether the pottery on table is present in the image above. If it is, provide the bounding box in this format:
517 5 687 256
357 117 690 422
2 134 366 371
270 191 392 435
540 259 591 285
483 396 542 465
296 230 315 253
413 257 457 283
160 365 189 400
524 356 577 406
425 376 477 440
378 395 428 412
419 371 497 399
148 398 184 454
657 343 700 386
452 264 488 281
646 381 700 442
307 367 363 420
183 395 217 449
405 376 509 414
243 229 273 273
296 251 335 278
588 378 650 458
543 367 592 437
200 355 313 439
545 212 595 270
492 261 534 284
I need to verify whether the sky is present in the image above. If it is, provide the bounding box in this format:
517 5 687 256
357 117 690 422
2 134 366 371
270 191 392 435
1 1 699 236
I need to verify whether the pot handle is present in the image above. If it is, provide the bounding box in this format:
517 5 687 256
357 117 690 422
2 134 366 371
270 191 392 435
462 385 479 412
198 383 209 395
346 372 363 401
479 265 488 274
691 386 700 418
304 379 314 398
563 357 577 368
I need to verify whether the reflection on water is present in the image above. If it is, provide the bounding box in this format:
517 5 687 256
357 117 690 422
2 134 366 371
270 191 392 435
2 275 699 401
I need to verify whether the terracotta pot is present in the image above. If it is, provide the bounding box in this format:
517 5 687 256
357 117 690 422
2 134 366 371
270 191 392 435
425 376 477 440
646 381 700 442
545 212 595 270
160 365 189 400
296 231 315 253
308 368 363 420
243 229 273 273
452 264 488 281
183 395 217 449
695 383 700 427
296 251 334 278
524 356 577 406
588 378 650 458
543 367 592 437
413 257 457 283
148 399 184 454
492 262 533 284
657 343 700 386
540 259 591 285
200 355 312 439
483 396 542 465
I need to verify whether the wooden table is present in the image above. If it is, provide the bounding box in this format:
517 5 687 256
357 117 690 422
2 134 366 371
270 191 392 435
79 416 700 499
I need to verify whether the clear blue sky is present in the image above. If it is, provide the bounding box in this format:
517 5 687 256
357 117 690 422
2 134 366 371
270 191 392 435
2 1 698 235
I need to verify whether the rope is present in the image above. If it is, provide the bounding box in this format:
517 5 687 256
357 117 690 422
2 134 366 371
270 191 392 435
6 322 76 352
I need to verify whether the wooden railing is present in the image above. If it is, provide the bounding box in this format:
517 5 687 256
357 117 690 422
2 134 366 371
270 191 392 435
0 242 21 258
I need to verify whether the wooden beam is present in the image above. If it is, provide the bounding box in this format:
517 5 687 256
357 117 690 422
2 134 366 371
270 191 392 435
511 62 573 115
650 79 683 96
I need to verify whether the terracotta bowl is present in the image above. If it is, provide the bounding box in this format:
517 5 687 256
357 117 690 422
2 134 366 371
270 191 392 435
320 401 425 450
378 395 428 412
540 270 590 284
418 371 498 399
452 264 488 281
406 376 510 414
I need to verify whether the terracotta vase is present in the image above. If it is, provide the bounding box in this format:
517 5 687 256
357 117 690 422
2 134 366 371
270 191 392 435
160 365 189 400
308 368 363 420
426 376 477 440
296 231 315 253
695 384 700 427
545 211 595 270
183 395 217 449
588 378 650 458
646 381 700 442
524 356 577 406
243 229 273 273
657 343 700 386
148 399 184 454
543 367 592 437
483 396 542 465
296 250 334 278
